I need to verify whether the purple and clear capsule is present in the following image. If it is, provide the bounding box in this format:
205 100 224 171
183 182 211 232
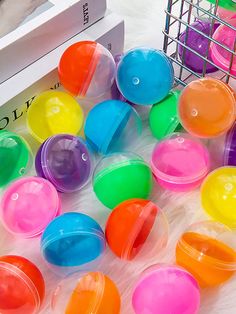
35 134 93 193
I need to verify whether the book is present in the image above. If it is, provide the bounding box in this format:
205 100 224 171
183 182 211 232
0 0 107 83
0 12 125 131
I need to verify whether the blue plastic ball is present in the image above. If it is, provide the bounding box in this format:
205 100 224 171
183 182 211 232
116 48 174 105
41 212 105 270
84 100 142 155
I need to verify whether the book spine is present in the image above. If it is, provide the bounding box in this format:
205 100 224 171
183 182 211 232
0 0 107 84
0 18 124 131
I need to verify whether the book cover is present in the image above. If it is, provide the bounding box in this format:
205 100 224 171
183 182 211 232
0 0 107 83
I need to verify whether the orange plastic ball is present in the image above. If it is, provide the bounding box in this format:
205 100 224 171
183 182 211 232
105 199 168 261
178 78 236 138
58 41 116 98
52 272 121 314
176 221 236 287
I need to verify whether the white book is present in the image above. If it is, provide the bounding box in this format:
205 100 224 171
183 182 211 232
0 12 124 130
0 0 107 83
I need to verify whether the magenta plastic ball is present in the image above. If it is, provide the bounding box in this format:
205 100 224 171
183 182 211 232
132 265 200 314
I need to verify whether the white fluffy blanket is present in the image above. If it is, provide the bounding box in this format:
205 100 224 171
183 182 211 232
0 0 236 313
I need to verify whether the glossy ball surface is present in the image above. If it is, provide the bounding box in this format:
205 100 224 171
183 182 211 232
116 47 174 105
0 255 45 314
58 41 116 98
178 78 236 138
132 264 200 314
0 131 32 188
27 91 84 143
35 135 93 193
85 100 142 155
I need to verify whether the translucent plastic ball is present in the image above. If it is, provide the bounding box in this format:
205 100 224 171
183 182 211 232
0 131 32 188
211 19 236 75
0 255 45 314
149 90 181 140
105 199 168 262
27 91 84 143
201 167 236 228
84 100 142 155
178 78 236 138
41 212 106 276
208 122 236 168
222 122 236 166
35 134 93 193
132 264 200 314
218 7 236 22
116 47 174 105
0 177 61 238
51 272 121 314
151 133 210 192
179 21 218 73
176 221 236 287
186 0 218 21
58 41 116 98
207 0 236 11
93 153 153 209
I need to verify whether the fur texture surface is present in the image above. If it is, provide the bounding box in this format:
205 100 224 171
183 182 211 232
1 0 236 313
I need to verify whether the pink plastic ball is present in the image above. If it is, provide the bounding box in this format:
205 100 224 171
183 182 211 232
150 133 210 192
0 177 61 238
132 264 200 314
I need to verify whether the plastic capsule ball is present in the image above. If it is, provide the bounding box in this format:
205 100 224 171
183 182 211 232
209 121 236 167
105 199 168 261
149 90 181 140
84 100 142 155
132 264 200 314
116 47 174 105
178 78 236 138
178 21 218 73
51 272 121 314
223 122 236 166
0 255 45 314
211 19 236 76
201 167 236 228
93 153 153 209
58 41 116 98
0 131 32 188
176 221 236 287
35 134 93 193
0 177 61 238
206 0 236 11
217 7 236 22
151 133 210 192
185 0 217 22
27 91 84 143
41 212 106 275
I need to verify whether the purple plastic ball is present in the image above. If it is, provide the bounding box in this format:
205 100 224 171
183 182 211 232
178 20 219 73
224 123 236 166
35 134 93 193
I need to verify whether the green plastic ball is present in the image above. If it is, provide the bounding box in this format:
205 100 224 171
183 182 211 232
93 153 153 209
149 90 181 140
0 131 32 187
206 0 236 11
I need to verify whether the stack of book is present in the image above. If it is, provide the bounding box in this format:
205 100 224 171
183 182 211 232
0 0 124 130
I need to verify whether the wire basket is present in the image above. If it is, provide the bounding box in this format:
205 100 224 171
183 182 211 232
163 0 236 87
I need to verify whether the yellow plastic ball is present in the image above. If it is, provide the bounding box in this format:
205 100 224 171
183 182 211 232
201 167 236 228
27 91 84 143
